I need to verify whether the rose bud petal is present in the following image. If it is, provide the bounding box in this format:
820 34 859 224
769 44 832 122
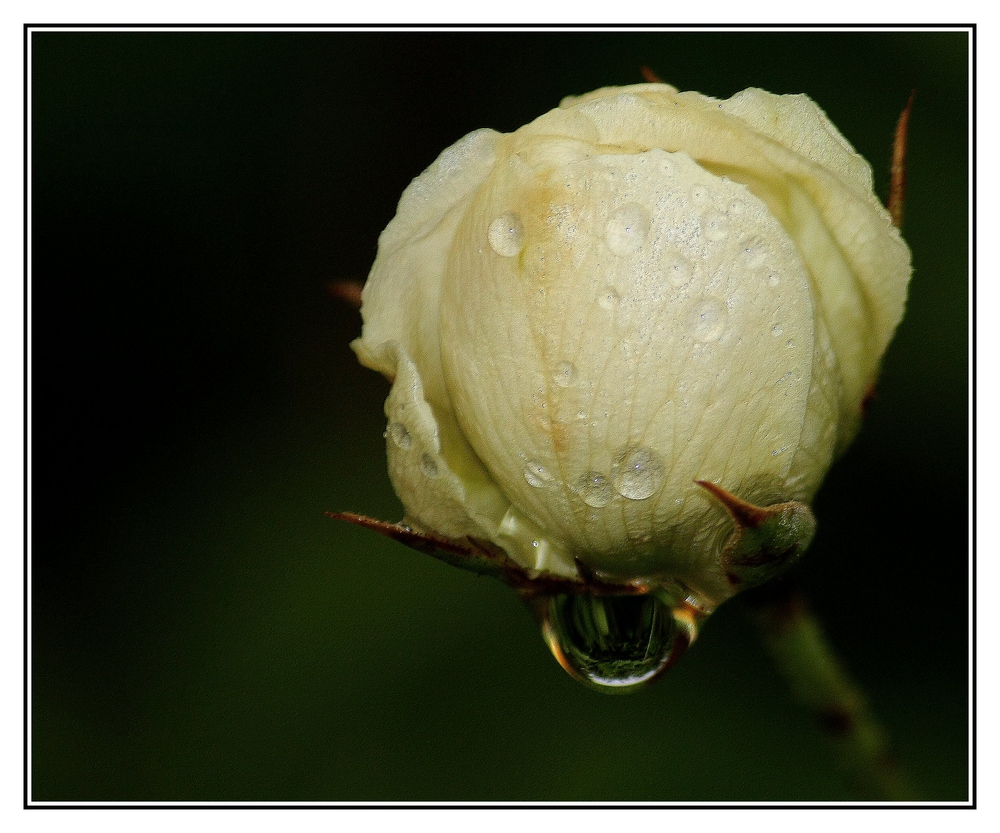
351 83 911 681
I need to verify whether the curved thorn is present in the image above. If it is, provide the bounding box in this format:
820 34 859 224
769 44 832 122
694 479 770 529
888 89 916 229
640 65 664 84
327 279 364 309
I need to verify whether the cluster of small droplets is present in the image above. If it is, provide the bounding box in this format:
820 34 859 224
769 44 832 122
385 419 439 480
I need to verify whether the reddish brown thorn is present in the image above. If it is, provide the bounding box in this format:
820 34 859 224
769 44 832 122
695 480 770 529
327 279 364 309
888 89 916 229
326 511 647 597
325 511 475 558
860 378 878 419
641 66 664 84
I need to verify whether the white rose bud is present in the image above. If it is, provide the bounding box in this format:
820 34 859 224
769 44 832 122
350 83 911 691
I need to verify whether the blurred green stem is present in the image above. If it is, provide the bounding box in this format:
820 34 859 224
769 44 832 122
745 584 920 801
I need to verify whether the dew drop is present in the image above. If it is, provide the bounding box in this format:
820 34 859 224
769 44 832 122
772 324 784 337
577 471 613 507
662 253 693 288
542 594 683 693
786 339 796 349
611 447 665 500
523 459 554 488
690 185 712 205
598 286 621 310
692 297 728 342
740 237 767 267
702 211 729 241
767 273 780 288
420 454 439 479
605 204 650 255
553 361 576 388
387 422 412 450
488 212 524 257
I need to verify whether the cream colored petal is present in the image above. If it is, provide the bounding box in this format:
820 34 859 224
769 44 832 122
562 88 911 448
356 127 500 398
720 88 875 200
365 340 508 541
440 140 818 600
353 128 516 545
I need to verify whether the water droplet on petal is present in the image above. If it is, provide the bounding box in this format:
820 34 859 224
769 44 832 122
598 286 620 310
577 472 613 507
690 185 712 205
693 297 728 342
524 459 554 488
772 324 784 337
767 273 780 288
662 253 693 288
420 454 439 479
740 237 768 267
611 447 665 500
605 204 650 255
702 211 729 241
542 594 683 693
488 212 524 257
387 422 412 450
553 361 576 388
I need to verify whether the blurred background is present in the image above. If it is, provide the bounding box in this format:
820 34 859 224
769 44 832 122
31 29 969 802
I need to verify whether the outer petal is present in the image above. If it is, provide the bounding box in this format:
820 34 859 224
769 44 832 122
353 129 510 545
356 84 912 600
440 137 818 600
558 85 911 455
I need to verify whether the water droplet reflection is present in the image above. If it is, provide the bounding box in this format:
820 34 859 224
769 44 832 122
577 472 613 507
605 204 650 255
542 594 682 693
611 447 665 500
488 213 524 257
387 422 412 450
420 454 439 479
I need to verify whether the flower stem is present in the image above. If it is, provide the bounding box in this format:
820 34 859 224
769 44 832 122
744 582 921 801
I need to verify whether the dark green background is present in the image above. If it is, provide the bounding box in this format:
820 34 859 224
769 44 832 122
31 29 970 802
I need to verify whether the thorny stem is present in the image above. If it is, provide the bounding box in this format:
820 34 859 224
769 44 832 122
744 583 920 801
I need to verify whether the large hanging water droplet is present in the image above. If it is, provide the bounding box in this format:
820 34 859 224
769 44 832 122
541 594 682 693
